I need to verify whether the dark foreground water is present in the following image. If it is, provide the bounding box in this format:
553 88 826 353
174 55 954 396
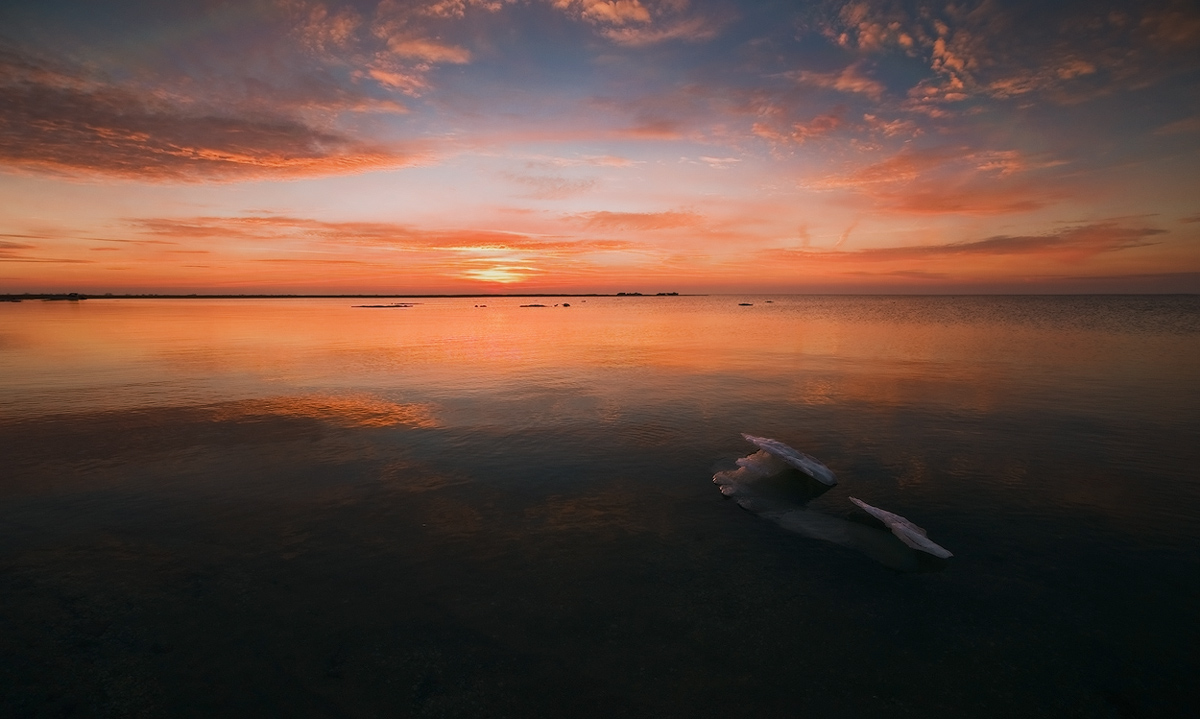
2 296 1198 718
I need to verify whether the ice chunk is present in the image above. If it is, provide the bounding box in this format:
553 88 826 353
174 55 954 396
849 497 953 559
741 434 837 486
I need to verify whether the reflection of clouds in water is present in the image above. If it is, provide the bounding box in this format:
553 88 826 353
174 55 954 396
895 453 930 488
211 394 440 429
0 331 27 351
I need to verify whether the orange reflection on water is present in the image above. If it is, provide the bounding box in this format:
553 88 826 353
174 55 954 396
210 395 440 429
0 297 1196 428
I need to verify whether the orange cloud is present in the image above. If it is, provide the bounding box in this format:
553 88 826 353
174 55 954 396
573 210 701 230
617 118 684 139
782 222 1164 264
791 110 844 143
386 37 472 64
281 0 362 53
366 67 428 94
872 187 1050 216
810 146 1067 215
752 108 844 145
551 0 725 45
602 14 723 45
0 237 93 264
127 214 636 255
554 0 652 26
863 113 920 138
0 48 422 181
422 0 511 19
812 148 955 189
816 0 1200 107
791 63 885 100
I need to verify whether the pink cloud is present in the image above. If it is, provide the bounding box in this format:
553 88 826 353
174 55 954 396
790 110 844 143
791 63 885 100
602 14 723 45
281 0 362 53
863 114 920 138
811 148 957 189
617 118 684 139
551 0 726 45
386 37 472 64
554 0 652 26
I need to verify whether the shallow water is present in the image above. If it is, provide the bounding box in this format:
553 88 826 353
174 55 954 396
2 295 1198 717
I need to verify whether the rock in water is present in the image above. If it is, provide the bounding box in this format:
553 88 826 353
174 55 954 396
849 497 953 559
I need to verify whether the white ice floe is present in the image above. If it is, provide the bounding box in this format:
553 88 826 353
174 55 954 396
849 497 953 559
741 434 837 486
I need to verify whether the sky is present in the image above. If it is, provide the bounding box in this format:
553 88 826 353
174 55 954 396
1 0 1198 294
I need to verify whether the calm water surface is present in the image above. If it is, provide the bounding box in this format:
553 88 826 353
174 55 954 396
2 296 1198 717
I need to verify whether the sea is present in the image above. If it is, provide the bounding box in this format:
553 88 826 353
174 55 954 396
2 295 1198 717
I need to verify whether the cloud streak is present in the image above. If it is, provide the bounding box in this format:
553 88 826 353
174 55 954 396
0 48 422 181
783 222 1164 264
572 210 701 230
809 147 1068 215
127 214 636 255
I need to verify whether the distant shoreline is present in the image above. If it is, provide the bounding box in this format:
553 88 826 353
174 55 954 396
1 292 1195 302
0 292 690 301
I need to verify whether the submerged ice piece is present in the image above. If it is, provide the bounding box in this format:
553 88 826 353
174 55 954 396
741 434 837 486
849 497 953 559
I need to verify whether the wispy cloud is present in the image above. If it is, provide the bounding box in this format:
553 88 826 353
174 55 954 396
601 14 725 45
385 37 472 64
127 213 635 255
0 238 94 264
1155 115 1200 135
752 108 844 145
504 172 598 199
782 222 1164 263
808 146 1067 215
0 47 423 181
572 210 701 230
0 239 35 258
554 0 651 25
617 118 684 139
550 0 726 45
789 63 885 100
